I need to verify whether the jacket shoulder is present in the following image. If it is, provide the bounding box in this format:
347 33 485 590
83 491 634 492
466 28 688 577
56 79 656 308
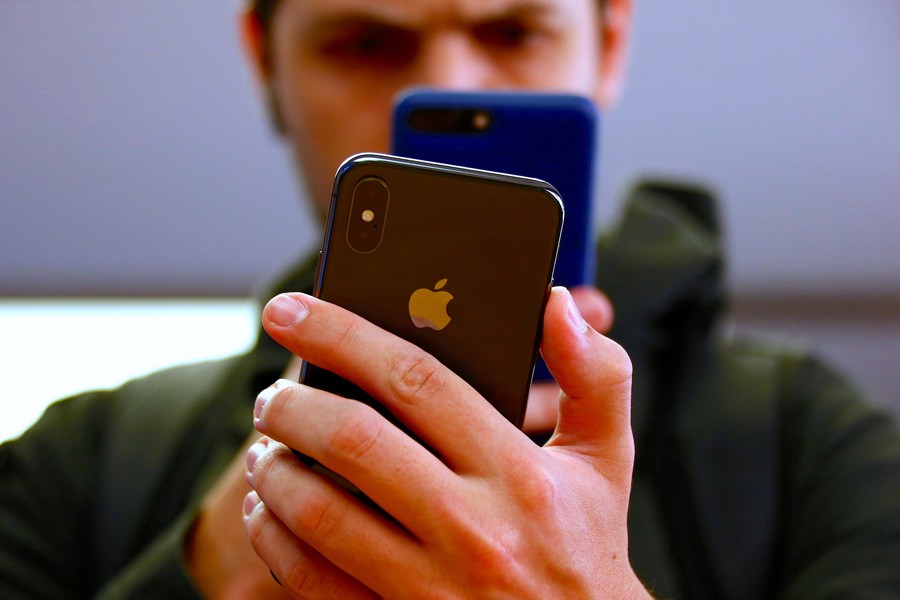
92 354 252 580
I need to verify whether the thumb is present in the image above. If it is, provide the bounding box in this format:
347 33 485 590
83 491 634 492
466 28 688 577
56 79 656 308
541 287 634 464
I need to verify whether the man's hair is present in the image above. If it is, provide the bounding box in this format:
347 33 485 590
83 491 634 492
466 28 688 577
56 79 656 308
249 0 278 34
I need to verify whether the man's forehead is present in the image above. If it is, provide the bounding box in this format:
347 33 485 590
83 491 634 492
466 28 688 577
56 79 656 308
283 0 571 28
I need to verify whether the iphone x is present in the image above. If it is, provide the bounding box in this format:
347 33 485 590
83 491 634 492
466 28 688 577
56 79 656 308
301 153 563 431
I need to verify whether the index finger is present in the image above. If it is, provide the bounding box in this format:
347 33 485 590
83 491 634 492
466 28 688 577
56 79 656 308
262 292 531 473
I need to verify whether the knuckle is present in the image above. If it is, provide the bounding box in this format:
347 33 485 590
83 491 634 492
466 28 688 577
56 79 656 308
326 404 384 463
332 317 364 355
291 487 345 540
388 353 447 407
432 467 564 593
509 461 561 514
600 337 633 389
283 557 322 598
429 496 524 591
461 532 521 591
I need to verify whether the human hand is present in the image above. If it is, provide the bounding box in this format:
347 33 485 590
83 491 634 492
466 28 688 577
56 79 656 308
244 287 650 599
184 434 294 600
184 285 611 598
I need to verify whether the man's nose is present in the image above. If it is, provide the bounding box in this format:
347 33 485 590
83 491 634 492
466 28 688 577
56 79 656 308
413 31 496 90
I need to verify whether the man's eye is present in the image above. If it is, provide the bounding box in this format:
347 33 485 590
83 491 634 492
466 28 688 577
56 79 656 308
473 19 539 50
320 24 418 68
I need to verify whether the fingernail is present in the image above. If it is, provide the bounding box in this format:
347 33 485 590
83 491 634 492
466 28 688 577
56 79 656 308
266 293 309 327
254 385 276 423
564 288 589 334
243 491 262 517
246 438 269 475
254 379 291 427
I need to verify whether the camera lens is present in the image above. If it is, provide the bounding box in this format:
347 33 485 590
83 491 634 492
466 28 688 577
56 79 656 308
356 178 386 205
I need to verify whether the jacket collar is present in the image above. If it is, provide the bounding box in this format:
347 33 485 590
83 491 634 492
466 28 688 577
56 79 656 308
598 181 727 450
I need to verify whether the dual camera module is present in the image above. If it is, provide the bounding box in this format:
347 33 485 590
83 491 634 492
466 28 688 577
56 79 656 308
407 107 492 134
346 177 389 254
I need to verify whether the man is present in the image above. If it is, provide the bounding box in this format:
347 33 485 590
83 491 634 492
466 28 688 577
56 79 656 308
1 0 898 598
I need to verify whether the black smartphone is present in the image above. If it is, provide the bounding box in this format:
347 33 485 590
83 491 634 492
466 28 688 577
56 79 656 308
301 153 563 433
392 90 599 380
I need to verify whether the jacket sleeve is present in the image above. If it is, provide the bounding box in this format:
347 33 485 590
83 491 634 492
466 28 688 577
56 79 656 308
778 355 900 598
92 511 201 599
0 391 202 599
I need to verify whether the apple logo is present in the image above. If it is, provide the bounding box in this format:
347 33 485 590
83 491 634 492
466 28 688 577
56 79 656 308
408 279 454 331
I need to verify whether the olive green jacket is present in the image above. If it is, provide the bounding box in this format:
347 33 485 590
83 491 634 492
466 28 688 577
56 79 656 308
2 183 898 599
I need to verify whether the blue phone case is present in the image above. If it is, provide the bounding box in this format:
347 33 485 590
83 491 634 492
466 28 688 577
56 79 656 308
392 89 600 381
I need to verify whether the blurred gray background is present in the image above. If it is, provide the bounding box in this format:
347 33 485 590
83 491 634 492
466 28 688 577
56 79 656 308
1 1 898 413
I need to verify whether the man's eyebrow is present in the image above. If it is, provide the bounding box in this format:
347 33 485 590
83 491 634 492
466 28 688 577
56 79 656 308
306 13 410 34
299 11 415 43
303 2 561 34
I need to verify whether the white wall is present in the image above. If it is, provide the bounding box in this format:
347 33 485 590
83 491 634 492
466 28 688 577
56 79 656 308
0 298 257 442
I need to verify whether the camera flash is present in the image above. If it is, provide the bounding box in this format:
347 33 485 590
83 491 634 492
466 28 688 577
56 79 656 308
361 209 375 223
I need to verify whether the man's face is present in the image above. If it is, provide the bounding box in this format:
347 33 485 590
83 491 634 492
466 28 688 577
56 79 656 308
255 0 614 219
